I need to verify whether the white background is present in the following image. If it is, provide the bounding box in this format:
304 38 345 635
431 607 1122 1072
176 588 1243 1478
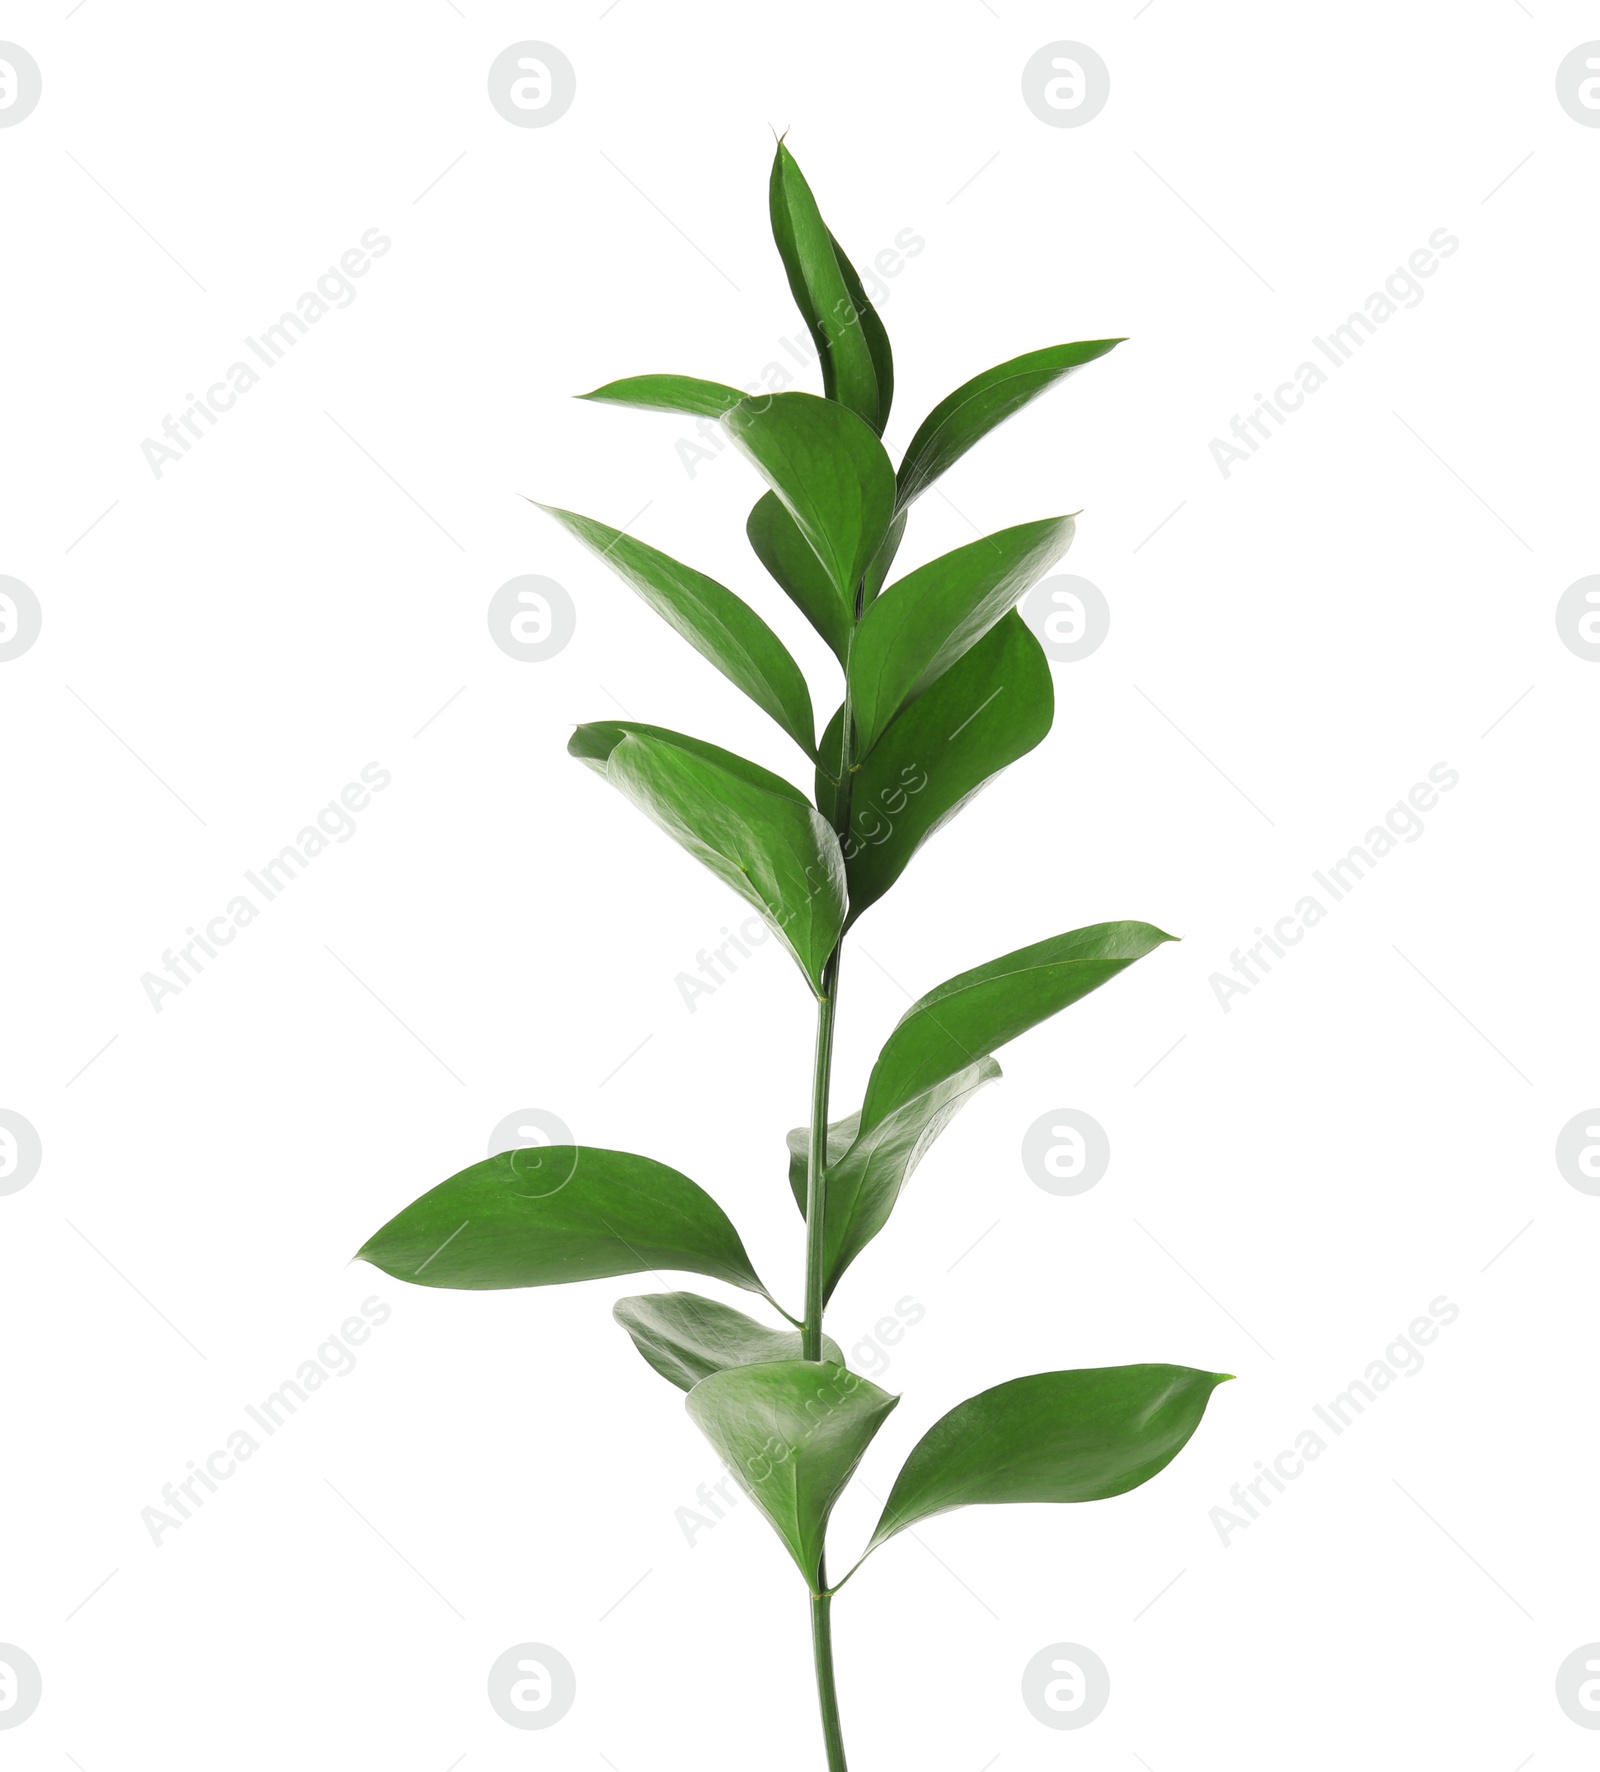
3 4 1598 1767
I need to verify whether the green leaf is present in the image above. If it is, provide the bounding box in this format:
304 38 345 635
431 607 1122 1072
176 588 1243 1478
357 1147 769 1298
849 516 1077 755
614 1291 842 1392
571 719 804 799
866 1366 1232 1555
686 1360 898 1579
722 391 896 608
571 722 845 989
538 504 815 756
861 510 907 613
896 340 1124 512
859 921 1176 1138
579 373 748 418
747 492 852 666
787 1059 1001 1298
769 144 888 433
817 612 1054 920
829 229 893 433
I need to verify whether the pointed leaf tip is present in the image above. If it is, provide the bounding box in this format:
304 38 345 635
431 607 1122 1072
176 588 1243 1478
866 1364 1229 1556
687 1360 898 1579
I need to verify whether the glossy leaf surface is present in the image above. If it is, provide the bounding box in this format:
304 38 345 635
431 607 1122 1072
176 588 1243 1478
747 491 852 665
579 373 748 417
769 144 887 433
867 1365 1231 1553
358 1148 767 1297
860 922 1175 1137
896 340 1124 511
830 229 893 433
540 504 814 755
861 509 908 612
849 515 1076 755
787 1059 1001 1297
614 1291 842 1392
571 721 845 988
722 392 895 606
687 1360 898 1578
818 612 1053 919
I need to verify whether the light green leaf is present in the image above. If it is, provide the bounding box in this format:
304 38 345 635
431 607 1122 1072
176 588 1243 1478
896 340 1124 512
687 1360 898 1580
614 1291 841 1392
579 374 748 417
539 503 814 756
849 515 1077 755
859 921 1176 1138
769 143 887 433
356 1148 768 1297
722 391 896 608
571 722 845 989
747 491 852 666
817 612 1054 921
788 1060 1001 1298
571 719 803 799
866 1366 1231 1555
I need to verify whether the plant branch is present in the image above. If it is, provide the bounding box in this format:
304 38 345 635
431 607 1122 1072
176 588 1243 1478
802 608 862 1768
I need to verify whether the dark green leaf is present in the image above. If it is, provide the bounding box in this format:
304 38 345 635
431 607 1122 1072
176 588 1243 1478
687 1359 898 1579
571 722 845 989
579 373 748 418
859 921 1176 1138
867 1366 1231 1554
787 1060 1001 1298
539 504 815 756
896 340 1124 512
357 1147 768 1298
747 491 851 666
829 229 893 433
768 144 887 433
861 510 907 613
722 392 896 607
849 515 1077 755
614 1291 841 1392
817 612 1053 919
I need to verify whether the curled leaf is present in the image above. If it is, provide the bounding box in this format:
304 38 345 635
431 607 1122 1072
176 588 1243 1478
722 391 895 608
571 721 846 990
615 1291 841 1391
687 1359 898 1579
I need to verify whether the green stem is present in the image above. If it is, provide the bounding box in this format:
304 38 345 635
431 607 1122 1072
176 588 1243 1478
801 951 840 1361
802 643 859 1362
809 1576 849 1772
802 600 862 1766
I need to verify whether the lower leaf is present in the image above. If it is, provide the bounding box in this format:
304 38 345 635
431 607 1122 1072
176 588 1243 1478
866 1364 1231 1557
687 1360 898 1581
614 1292 841 1392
